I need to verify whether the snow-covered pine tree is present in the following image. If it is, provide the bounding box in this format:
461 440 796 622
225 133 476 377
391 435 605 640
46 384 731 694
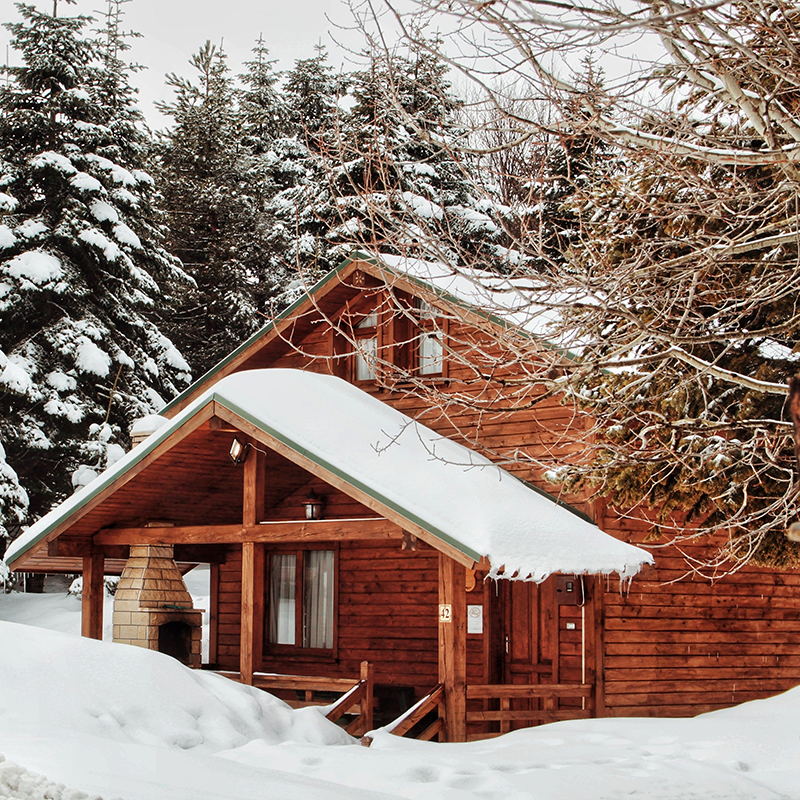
333 40 513 270
259 46 345 284
0 2 192 524
239 36 285 154
157 41 265 375
235 38 298 312
0 178 28 542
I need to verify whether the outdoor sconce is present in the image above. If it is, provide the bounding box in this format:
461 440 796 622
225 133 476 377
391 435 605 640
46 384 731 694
305 491 324 520
229 437 250 465
787 522 800 542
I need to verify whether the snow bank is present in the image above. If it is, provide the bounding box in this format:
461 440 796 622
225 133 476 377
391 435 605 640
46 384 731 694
0 753 104 800
222 687 800 799
0 621 390 800
0 621 352 753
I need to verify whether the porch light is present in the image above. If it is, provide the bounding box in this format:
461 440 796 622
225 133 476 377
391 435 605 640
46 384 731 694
305 491 324 520
229 437 250 465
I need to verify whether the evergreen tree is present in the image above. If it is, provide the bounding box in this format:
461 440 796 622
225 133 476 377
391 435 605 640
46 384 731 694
239 36 285 153
264 42 512 280
259 46 344 284
157 41 265 375
0 2 192 524
335 40 513 270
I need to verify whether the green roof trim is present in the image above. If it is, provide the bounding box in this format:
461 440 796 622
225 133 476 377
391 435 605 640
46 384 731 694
7 382 483 568
160 258 359 415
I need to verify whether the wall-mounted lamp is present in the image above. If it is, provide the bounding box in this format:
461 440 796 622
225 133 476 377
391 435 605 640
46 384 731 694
305 490 324 520
229 437 250 465
787 522 800 542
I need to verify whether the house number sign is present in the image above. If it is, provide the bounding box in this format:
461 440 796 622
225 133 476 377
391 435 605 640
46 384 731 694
438 604 452 623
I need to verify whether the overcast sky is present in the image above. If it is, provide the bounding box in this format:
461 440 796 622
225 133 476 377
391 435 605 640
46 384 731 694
1 0 372 127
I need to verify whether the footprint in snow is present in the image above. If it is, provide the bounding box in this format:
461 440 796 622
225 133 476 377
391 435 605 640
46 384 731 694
406 765 440 783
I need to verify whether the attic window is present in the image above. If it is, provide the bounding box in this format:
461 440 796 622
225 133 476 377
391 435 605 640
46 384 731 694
415 299 444 376
419 330 444 375
353 311 379 381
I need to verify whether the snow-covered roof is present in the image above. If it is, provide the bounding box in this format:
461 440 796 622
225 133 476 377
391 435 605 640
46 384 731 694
375 252 583 351
160 250 581 415
7 369 651 581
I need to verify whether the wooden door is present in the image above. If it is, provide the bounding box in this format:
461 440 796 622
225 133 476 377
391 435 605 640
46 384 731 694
502 577 558 686
500 575 596 729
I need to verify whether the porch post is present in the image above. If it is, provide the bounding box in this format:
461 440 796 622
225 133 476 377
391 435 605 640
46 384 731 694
81 553 104 640
240 542 265 684
438 553 467 742
240 445 265 684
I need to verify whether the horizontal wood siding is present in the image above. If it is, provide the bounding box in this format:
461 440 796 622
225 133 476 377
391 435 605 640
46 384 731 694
602 516 800 716
216 547 242 669
334 540 439 696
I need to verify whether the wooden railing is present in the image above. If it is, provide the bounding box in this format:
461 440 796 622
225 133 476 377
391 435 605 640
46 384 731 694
466 683 594 739
324 662 374 737
214 661 374 737
362 683 444 746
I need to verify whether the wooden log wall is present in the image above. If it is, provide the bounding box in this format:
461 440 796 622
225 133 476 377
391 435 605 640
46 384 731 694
239 286 800 719
600 514 800 717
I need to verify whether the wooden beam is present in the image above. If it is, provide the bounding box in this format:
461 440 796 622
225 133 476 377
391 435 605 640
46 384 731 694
172 544 230 564
95 518 402 545
81 553 104 640
49 539 129 560
243 442 265 527
208 416 238 432
439 553 466 743
593 574 606 717
240 542 265 685
212 402 479 569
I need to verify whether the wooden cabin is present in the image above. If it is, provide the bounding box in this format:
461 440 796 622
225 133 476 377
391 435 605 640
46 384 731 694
6 253 800 741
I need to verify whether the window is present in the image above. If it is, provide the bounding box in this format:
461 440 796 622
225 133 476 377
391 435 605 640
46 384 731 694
353 311 379 381
415 299 444 376
267 548 335 651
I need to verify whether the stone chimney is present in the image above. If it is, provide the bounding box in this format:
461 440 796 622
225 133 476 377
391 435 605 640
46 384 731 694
129 415 169 448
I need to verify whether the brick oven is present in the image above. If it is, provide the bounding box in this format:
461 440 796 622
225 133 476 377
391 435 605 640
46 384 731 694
112 544 203 667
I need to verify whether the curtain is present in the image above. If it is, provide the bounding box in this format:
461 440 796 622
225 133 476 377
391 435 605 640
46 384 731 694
303 550 334 648
268 554 296 645
419 330 443 374
355 336 378 380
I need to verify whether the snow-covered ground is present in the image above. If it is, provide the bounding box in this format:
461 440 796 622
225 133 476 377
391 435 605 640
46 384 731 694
1 573 799 799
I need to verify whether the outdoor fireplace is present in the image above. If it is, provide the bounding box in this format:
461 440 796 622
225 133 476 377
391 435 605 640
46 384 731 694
112 545 202 667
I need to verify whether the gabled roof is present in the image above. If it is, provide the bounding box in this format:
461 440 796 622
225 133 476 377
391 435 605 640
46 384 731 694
6 369 652 581
160 251 577 417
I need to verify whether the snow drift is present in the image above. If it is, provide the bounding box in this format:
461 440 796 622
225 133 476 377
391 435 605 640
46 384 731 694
0 621 352 753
